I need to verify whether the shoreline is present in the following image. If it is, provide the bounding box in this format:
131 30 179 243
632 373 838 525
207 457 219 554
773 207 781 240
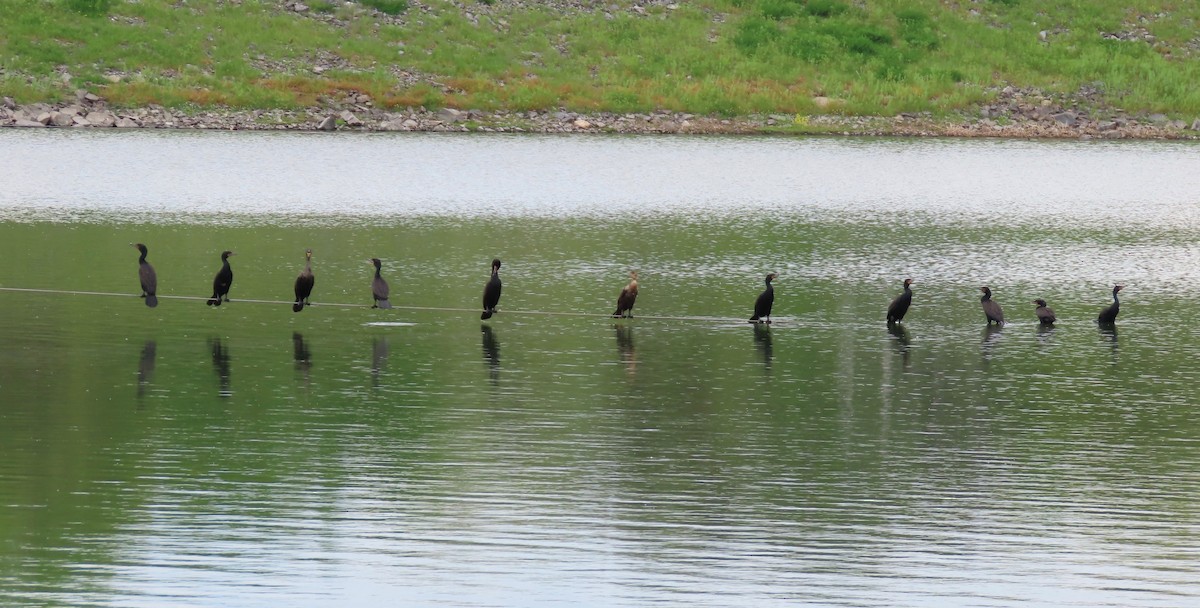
4 91 1200 140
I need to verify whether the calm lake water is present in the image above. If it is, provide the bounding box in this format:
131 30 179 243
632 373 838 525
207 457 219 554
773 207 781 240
2 129 1200 607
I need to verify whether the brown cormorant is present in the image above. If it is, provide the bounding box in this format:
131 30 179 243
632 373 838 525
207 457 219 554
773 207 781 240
207 250 234 306
370 258 392 309
293 249 314 312
749 273 777 324
887 278 913 325
1033 299 1056 325
131 243 158 307
1097 285 1123 324
612 270 639 318
980 286 1004 325
481 258 502 320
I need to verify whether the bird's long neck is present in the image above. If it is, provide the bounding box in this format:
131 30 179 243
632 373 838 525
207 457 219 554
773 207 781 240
375 267 382 278
139 251 148 263
981 292 990 302
1112 290 1120 305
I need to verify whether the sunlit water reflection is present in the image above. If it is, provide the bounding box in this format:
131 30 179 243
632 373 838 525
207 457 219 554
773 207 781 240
1 130 1199 607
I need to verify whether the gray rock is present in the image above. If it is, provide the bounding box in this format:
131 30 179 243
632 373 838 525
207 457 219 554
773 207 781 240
380 119 406 131
339 110 363 126
1051 112 1077 126
572 118 592 129
1 96 14 110
1170 120 1187 129
1192 118 1200 131
1147 113 1168 124
86 111 117 127
437 108 463 122
115 117 141 128
72 115 91 126
38 112 55 125
403 118 419 128
14 119 45 128
318 115 337 131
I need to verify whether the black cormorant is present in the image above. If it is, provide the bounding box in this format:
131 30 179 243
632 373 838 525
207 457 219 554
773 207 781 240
887 278 914 325
980 286 1004 325
749 273 777 324
1033 298 1056 325
481 258 502 320
1097 285 1123 324
131 243 158 307
207 250 234 306
370 258 392 309
293 249 314 313
612 270 639 318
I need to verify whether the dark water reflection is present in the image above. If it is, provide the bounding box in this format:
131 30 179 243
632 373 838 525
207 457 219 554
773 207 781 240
2 134 1200 607
209 338 232 398
481 325 500 385
136 340 156 399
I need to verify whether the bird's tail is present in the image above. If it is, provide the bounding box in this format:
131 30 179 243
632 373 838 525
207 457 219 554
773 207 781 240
749 315 760 322
145 295 158 308
613 308 623 318
293 301 304 313
207 293 221 306
481 310 494 320
377 300 393 309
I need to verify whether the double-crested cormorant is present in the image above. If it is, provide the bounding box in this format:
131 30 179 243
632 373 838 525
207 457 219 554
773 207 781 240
481 258 502 320
1033 298 1056 325
207 250 235 306
131 243 158 307
293 249 314 313
749 273 777 324
980 286 1004 325
370 258 392 309
612 270 639 318
1098 285 1123 324
886 278 914 325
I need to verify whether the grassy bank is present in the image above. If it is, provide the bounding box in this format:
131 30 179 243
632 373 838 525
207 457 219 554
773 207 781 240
3 0 1200 122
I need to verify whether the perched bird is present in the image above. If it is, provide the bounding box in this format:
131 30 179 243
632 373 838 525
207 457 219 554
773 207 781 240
131 243 158 308
980 286 1004 325
886 278 914 325
481 258 502 320
293 249 314 313
612 270 639 318
1097 285 1124 324
370 258 392 309
749 273 777 324
207 250 235 306
1033 299 1056 325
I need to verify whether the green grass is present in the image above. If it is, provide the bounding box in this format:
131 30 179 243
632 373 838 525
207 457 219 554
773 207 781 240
2 0 1200 118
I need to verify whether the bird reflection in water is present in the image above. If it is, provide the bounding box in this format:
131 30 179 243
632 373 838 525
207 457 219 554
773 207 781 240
1036 323 1056 344
981 324 1004 363
209 338 232 398
886 323 911 367
371 336 389 388
481 325 500 384
293 332 313 385
137 340 157 399
1098 323 1119 360
615 324 637 377
752 323 773 371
